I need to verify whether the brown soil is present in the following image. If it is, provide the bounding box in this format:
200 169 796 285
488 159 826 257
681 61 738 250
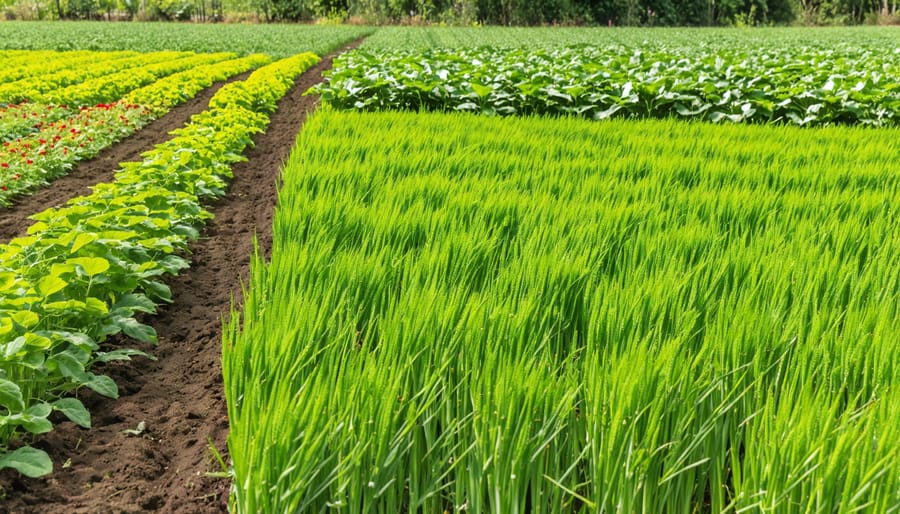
0 41 361 514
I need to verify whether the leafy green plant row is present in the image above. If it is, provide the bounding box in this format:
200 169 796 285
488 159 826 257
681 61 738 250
225 110 900 513
0 51 319 478
124 53 271 115
0 50 137 85
315 46 900 126
0 51 193 105
0 21 373 58
39 52 238 107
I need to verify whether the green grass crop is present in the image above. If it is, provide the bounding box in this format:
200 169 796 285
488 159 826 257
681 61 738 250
224 110 900 513
0 21 372 57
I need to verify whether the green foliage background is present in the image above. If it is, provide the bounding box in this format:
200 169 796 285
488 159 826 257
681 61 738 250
0 0 896 25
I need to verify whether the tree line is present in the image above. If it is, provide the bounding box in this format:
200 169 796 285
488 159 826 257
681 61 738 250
2 0 896 25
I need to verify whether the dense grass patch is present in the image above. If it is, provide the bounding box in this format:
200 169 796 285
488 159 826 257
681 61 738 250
224 111 900 513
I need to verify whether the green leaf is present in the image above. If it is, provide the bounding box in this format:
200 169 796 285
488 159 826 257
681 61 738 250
593 104 623 120
143 280 172 303
0 316 13 337
86 374 119 399
0 337 26 359
113 293 158 314
44 299 89 313
0 378 25 412
22 333 52 350
37 275 68 297
470 83 493 99
0 446 52 478
48 351 90 383
112 315 158 343
68 257 111 277
26 402 52 418
84 297 109 315
11 311 39 328
53 398 91 428
709 111 727 123
454 102 479 111
0 271 18 292
70 233 98 253
21 403 53 434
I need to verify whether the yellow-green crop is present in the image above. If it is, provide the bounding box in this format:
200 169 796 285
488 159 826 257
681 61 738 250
225 111 900 513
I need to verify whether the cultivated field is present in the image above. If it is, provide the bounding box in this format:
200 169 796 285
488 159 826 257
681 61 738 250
0 23 898 514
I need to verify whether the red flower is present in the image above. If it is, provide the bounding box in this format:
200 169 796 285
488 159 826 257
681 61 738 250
1 186 8 191
25 160 32 165
1 163 8 168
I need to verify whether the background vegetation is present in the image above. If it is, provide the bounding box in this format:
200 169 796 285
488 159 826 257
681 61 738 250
0 21 371 56
0 0 896 25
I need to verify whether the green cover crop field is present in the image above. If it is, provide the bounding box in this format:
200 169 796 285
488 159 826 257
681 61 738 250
0 23 898 514
226 111 900 513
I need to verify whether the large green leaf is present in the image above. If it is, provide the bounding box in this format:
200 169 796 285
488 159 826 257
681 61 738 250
68 256 111 277
0 446 52 478
53 398 91 428
0 378 24 412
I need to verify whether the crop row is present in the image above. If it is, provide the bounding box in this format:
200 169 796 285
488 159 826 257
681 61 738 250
0 51 193 104
0 53 270 206
358 26 900 52
225 110 900 513
6 51 241 106
0 50 137 84
315 45 900 126
0 52 319 477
